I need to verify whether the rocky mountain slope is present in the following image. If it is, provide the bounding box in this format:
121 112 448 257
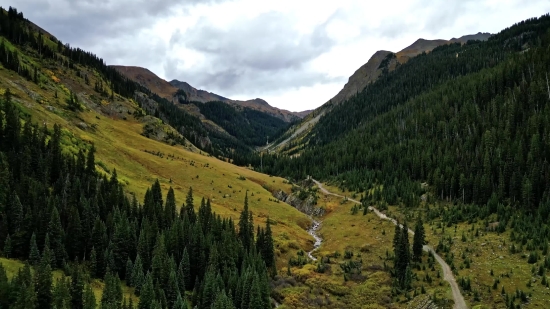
268 32 492 152
111 65 308 122
330 32 492 107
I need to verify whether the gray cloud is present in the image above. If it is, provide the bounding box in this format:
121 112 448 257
165 11 340 96
7 0 231 49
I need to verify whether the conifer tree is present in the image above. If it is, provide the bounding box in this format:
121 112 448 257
52 276 70 309
165 187 176 227
3 234 11 258
0 263 9 308
413 217 425 262
85 145 96 177
101 272 122 309
239 193 252 250
35 254 53 309
172 293 187 309
166 268 179 309
249 275 263 309
90 246 97 278
70 265 84 309
82 284 96 309
125 258 134 285
263 219 276 276
132 254 144 292
185 187 196 223
29 232 40 265
47 206 66 268
138 273 155 309
181 247 191 291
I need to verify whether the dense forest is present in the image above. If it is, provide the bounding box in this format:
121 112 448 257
194 101 290 147
0 92 276 308
259 15 550 239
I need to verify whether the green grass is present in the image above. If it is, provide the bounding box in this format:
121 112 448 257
273 191 453 309
0 55 313 269
0 257 138 306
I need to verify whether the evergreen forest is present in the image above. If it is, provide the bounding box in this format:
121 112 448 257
0 92 276 308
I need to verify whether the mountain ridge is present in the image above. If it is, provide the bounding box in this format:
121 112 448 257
111 65 310 122
267 32 493 152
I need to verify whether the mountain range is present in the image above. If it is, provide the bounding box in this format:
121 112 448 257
267 32 492 151
111 65 309 123
1 5 550 309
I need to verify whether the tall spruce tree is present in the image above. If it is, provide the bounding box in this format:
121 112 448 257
29 232 40 265
70 265 84 309
35 254 53 309
412 216 425 262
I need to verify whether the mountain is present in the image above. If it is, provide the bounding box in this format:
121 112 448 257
268 33 493 151
169 79 229 103
109 65 296 151
110 65 307 122
4 5 550 309
109 65 180 101
169 79 304 122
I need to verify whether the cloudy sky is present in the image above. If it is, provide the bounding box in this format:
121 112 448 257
5 0 550 111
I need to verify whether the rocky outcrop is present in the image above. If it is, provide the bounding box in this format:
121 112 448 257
273 190 324 217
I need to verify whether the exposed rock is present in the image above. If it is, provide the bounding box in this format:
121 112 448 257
76 122 88 130
273 190 324 217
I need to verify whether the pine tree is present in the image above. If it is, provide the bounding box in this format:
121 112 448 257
263 218 276 276
248 275 263 309
125 258 134 285
42 233 54 268
3 234 11 258
393 223 411 289
185 187 196 223
239 193 252 250
172 293 188 309
35 254 53 309
413 217 425 262
90 246 98 278
70 265 84 309
166 268 179 309
138 273 155 309
48 206 66 268
0 262 9 308
101 272 123 309
52 276 70 309
165 187 176 227
82 284 96 309
181 248 191 291
132 254 144 292
27 232 40 265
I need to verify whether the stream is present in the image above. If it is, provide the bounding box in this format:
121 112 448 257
306 217 322 261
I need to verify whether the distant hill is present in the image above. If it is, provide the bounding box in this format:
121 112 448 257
169 79 304 122
110 65 308 122
110 65 180 101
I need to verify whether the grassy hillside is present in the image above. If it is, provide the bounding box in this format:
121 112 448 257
0 7 312 269
0 64 312 267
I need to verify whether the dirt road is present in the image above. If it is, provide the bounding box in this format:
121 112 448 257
312 179 468 309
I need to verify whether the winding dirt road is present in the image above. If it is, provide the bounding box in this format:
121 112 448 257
312 179 467 309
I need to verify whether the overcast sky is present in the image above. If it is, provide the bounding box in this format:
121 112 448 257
5 0 550 111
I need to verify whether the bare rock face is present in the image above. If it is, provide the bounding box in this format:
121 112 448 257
273 190 324 217
328 50 393 107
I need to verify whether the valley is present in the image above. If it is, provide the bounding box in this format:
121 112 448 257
1 4 550 309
